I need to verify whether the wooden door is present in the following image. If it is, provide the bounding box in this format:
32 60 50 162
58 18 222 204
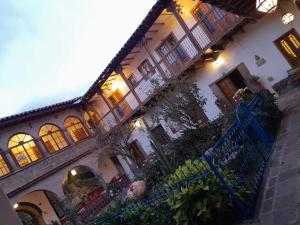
275 29 300 68
129 141 145 163
217 77 239 104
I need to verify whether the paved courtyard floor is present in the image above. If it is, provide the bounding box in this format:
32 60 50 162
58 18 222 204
252 87 300 225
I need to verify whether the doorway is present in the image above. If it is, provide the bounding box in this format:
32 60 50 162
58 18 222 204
217 69 247 104
274 28 300 68
129 140 146 164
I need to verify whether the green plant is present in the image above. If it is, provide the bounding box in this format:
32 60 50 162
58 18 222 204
167 160 239 225
93 200 175 225
167 122 223 167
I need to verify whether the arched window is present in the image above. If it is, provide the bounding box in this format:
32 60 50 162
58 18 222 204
0 154 10 177
64 117 89 142
39 124 68 153
8 133 42 167
83 110 101 130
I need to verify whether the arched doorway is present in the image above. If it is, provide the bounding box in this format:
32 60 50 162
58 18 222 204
62 166 101 198
16 190 63 225
16 202 46 225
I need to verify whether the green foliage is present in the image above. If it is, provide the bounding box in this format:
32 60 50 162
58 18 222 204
93 200 175 225
253 90 281 137
136 156 166 190
167 159 239 225
167 122 223 167
149 78 207 129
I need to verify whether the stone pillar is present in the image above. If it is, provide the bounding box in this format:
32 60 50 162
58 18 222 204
5 153 19 171
0 187 23 225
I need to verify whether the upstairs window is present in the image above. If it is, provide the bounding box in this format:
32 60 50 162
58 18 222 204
193 3 216 34
83 110 101 130
128 73 139 87
213 8 226 21
137 59 155 79
8 133 42 167
64 117 89 143
0 155 10 177
39 124 68 153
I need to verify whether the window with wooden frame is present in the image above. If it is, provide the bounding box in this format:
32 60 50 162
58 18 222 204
127 73 139 87
83 110 101 130
274 28 300 68
0 154 10 177
192 2 216 34
213 7 226 21
64 117 89 143
39 124 68 153
157 33 189 70
137 59 156 79
8 133 42 167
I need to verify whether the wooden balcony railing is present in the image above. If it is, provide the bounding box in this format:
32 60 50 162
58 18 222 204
95 8 243 133
190 8 241 51
158 8 242 78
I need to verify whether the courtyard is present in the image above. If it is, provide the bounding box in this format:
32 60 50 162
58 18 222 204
0 0 300 225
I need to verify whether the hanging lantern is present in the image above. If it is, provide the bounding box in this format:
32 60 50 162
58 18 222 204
256 0 278 13
282 12 295 24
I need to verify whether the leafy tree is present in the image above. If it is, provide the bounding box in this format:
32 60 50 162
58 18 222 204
97 120 137 162
148 77 207 130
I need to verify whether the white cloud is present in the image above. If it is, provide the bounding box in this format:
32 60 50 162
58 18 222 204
0 0 157 118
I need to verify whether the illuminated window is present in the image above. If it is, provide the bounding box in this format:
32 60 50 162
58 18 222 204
83 111 101 130
64 117 89 142
0 155 10 176
8 133 42 167
137 59 155 79
39 124 68 153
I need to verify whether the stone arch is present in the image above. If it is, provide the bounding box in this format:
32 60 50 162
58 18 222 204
16 190 63 225
7 132 43 167
63 116 89 143
16 202 47 225
38 123 69 153
62 165 101 197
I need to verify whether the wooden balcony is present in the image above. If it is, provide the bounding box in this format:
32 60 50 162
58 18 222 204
93 6 243 134
158 8 242 78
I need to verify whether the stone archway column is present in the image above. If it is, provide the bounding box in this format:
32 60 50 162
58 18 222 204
0 187 23 225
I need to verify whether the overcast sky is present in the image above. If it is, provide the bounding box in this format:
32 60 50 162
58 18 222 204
0 0 157 118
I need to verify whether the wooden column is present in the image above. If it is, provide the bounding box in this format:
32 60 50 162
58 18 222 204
99 89 121 124
143 43 168 80
168 1 202 52
116 67 143 105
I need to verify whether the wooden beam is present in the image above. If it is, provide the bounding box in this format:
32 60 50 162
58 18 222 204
120 63 130 66
122 57 134 61
147 29 159 33
128 51 140 54
153 22 165 26
211 44 225 52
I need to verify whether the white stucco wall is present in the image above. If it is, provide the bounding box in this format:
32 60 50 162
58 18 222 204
187 2 300 120
18 191 60 225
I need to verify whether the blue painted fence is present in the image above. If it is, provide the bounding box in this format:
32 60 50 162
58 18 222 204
88 94 275 224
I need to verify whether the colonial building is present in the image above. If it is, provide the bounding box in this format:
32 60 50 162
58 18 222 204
1 0 299 224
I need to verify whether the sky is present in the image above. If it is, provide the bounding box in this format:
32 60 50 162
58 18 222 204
0 0 157 118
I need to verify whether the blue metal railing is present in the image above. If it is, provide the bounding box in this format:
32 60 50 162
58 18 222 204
87 94 275 224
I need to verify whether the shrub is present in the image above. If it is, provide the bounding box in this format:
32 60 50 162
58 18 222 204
167 122 223 167
167 159 239 225
93 200 175 225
